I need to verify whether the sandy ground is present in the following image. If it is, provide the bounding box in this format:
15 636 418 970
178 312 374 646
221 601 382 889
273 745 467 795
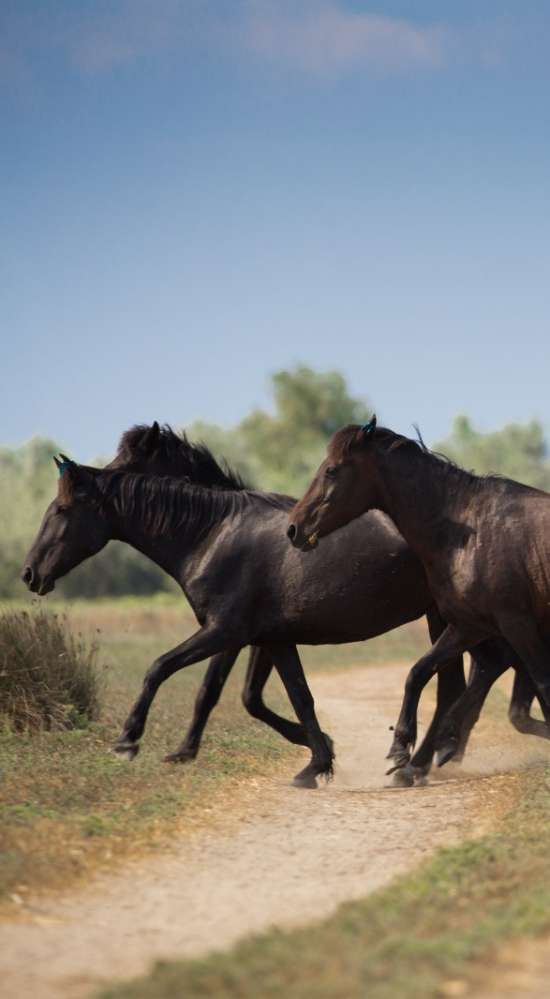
1 662 550 999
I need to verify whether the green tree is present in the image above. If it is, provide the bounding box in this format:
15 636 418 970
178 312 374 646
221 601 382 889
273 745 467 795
239 366 372 494
435 415 550 490
184 421 257 487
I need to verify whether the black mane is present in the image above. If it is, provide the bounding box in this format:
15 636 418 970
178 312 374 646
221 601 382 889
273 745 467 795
109 424 249 492
98 470 248 540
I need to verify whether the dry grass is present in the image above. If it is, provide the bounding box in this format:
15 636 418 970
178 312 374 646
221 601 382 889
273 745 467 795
0 599 299 904
0 597 427 906
0 607 102 732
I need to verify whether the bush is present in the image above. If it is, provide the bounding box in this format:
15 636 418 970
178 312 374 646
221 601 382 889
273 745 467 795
0 607 102 731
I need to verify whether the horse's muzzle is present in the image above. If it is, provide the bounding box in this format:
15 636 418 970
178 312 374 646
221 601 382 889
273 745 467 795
287 523 318 551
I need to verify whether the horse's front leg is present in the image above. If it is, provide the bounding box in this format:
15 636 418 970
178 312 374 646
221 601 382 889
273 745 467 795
395 606 466 786
163 648 241 764
387 625 473 774
432 645 509 767
114 626 233 759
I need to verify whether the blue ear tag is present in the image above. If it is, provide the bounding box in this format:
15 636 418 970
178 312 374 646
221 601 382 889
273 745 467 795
361 415 377 437
53 455 73 478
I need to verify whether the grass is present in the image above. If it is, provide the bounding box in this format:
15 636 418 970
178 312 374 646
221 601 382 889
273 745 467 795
0 595 427 905
0 598 302 904
99 766 550 999
0 607 101 731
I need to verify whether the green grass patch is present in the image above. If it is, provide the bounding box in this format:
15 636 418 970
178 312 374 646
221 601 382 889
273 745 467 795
0 601 300 901
99 769 550 999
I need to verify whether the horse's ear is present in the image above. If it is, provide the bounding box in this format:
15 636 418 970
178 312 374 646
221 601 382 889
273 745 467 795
140 421 161 453
53 453 75 477
361 415 377 441
56 460 98 505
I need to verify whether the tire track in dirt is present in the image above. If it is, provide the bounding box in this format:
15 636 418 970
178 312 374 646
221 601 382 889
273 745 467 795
2 663 549 999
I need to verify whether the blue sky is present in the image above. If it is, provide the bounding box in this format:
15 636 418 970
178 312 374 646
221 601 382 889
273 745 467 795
2 1 549 459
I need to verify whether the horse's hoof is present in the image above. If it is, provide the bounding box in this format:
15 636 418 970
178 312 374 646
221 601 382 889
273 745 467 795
385 750 411 775
391 767 415 788
414 772 430 787
435 740 458 768
163 749 196 764
113 740 140 761
292 772 319 789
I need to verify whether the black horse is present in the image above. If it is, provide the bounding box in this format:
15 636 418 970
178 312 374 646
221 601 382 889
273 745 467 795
288 416 550 772
22 446 470 787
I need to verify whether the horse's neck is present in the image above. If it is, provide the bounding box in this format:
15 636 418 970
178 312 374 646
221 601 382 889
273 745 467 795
113 523 189 583
375 447 466 563
108 484 244 584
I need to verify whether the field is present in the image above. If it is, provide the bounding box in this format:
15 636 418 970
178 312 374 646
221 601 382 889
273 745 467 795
4 598 550 999
0 595 428 904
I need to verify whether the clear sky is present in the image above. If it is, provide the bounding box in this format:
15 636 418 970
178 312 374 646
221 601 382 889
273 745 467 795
2 1 549 459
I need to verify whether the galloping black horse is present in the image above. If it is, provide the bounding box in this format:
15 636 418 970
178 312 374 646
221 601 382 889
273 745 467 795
22 441 469 787
288 417 550 772
23 424 543 788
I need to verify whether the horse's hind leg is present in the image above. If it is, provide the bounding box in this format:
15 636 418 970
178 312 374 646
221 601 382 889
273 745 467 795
163 649 240 763
508 669 550 739
498 617 550 717
268 644 335 789
242 646 334 754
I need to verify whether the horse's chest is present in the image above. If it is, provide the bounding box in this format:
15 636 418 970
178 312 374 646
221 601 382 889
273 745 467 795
427 550 488 621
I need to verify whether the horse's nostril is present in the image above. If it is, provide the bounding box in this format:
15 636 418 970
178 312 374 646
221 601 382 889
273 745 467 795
287 524 297 541
22 565 34 586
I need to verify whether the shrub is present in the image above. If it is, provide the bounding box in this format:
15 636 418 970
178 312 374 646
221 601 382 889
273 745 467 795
0 607 102 731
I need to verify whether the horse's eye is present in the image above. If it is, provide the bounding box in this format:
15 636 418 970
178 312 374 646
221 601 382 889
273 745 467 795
325 466 338 479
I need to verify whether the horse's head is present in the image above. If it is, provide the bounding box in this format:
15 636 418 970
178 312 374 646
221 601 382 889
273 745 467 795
287 416 381 550
21 457 111 595
107 421 164 474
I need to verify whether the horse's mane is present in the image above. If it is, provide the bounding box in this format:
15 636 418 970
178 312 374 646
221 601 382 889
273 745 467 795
95 470 249 540
328 424 480 486
109 424 249 492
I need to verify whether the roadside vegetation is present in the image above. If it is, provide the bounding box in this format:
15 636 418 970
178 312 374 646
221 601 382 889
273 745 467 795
0 599 299 904
99 765 550 999
0 597 427 905
0 606 101 732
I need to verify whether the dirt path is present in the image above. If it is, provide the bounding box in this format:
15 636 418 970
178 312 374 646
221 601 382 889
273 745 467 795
2 663 549 999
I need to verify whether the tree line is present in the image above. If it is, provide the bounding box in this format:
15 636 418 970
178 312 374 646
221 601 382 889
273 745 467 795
2 366 549 599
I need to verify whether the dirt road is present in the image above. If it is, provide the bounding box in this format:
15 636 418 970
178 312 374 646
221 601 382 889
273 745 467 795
2 663 549 999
